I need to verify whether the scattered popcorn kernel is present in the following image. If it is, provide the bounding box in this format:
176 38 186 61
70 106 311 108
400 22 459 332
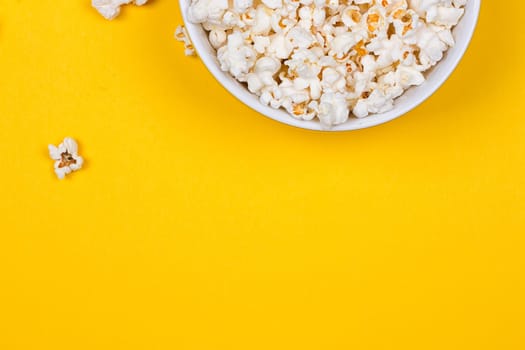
48 138 84 180
175 25 196 56
92 0 149 20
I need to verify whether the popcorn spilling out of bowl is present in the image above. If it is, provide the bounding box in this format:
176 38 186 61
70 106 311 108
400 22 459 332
92 0 149 20
175 25 196 56
48 137 84 180
186 0 466 127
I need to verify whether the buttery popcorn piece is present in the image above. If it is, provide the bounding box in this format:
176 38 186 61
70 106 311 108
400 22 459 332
92 0 149 20
175 25 196 56
48 138 84 180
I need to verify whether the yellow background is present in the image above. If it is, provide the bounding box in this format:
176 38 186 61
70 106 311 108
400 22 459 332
1 1 524 349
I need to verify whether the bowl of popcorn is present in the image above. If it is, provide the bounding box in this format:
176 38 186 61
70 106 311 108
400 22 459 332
179 0 480 131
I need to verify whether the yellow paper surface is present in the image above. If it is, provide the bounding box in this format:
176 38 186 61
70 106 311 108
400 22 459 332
1 1 524 349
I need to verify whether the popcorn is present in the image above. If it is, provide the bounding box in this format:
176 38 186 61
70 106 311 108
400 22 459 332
92 0 148 20
175 25 196 56
209 29 228 49
217 32 257 79
187 0 466 126
262 0 283 10
48 137 84 180
188 0 229 23
318 92 350 126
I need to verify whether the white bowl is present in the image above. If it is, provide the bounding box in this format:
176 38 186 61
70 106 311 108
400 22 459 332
179 1 481 131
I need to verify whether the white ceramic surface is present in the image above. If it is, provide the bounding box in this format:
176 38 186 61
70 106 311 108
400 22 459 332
179 1 481 131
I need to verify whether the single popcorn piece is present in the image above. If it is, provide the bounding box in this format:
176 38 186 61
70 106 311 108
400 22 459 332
48 137 84 180
187 0 466 127
175 25 196 56
92 0 149 20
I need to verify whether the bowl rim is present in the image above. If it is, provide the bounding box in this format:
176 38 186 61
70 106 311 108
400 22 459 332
179 0 481 132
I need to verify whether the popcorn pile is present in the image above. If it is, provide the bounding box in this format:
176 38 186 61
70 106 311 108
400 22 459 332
92 0 149 20
187 0 466 126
